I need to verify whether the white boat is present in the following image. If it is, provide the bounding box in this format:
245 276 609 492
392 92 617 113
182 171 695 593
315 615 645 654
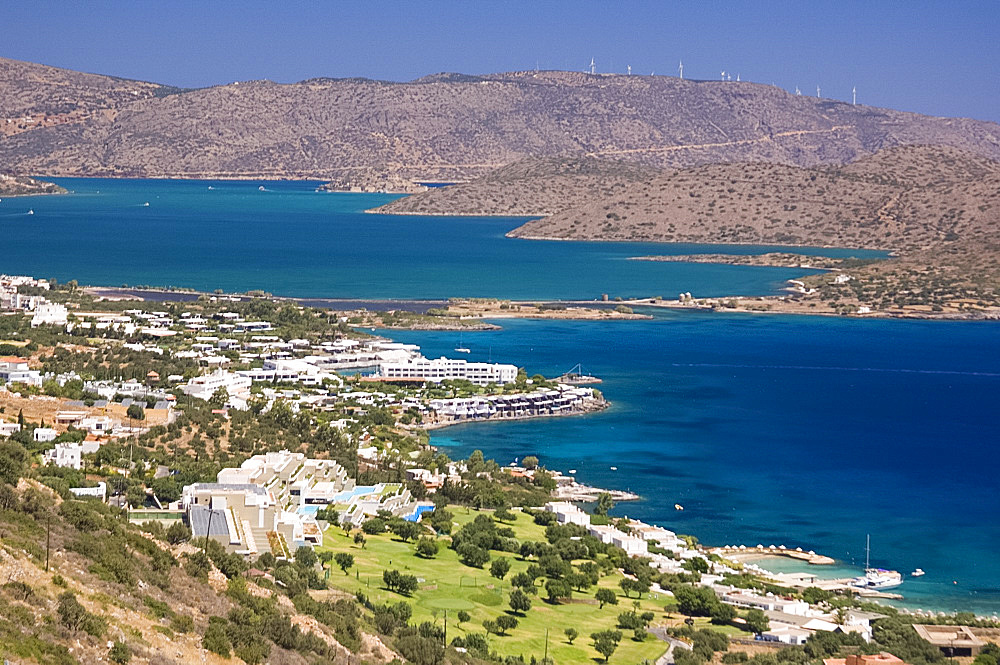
912 568 925 577
142 202 149 207
674 504 684 511
27 209 33 215
568 469 576 474
454 347 471 353
609 466 617 471
258 185 266 191
850 535 903 590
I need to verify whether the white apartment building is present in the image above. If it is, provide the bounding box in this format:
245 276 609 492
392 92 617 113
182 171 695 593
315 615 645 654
379 357 518 386
33 427 58 443
31 301 68 327
544 501 592 526
0 358 42 387
0 420 21 438
180 370 252 401
43 442 83 469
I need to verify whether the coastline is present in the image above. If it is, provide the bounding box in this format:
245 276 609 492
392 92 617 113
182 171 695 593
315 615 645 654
419 397 609 432
622 296 1000 321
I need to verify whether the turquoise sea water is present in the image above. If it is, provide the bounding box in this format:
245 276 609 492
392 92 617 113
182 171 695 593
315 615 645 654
1 178 883 300
3 178 996 614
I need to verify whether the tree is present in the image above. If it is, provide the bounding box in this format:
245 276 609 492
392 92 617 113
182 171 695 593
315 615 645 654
203 617 232 657
483 619 499 635
415 536 439 558
710 601 737 624
353 532 367 548
208 387 229 409
490 557 511 580
334 552 354 575
566 571 593 592
391 520 421 542
361 518 386 534
522 455 539 470
493 506 515 522
619 577 649 598
565 627 579 644
108 641 131 664
509 588 532 614
596 588 618 609
457 543 490 568
495 614 518 635
672 584 719 616
294 546 318 568
0 440 28 486
384 569 418 596
744 608 770 635
595 492 615 516
126 404 145 421
166 521 191 545
545 579 570 603
457 610 471 624
592 630 623 662
57 591 87 630
510 571 535 591
151 477 181 503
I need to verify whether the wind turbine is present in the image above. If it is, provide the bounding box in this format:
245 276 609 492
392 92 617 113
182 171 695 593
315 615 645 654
721 70 726 81
678 60 684 79
736 73 740 82
795 86 801 95
589 58 596 75
627 65 632 76
853 86 857 105
816 85 821 98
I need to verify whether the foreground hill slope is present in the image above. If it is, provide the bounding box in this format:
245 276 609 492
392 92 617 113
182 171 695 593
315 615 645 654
1 59 999 179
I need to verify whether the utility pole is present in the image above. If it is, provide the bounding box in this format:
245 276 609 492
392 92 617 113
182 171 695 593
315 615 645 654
443 610 447 646
544 627 549 662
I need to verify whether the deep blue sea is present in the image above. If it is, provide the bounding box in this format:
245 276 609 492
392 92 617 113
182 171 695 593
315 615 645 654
1 178 883 300
388 315 1000 615
3 179 997 614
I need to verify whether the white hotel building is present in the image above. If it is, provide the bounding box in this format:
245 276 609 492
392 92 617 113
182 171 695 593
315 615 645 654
378 357 518 386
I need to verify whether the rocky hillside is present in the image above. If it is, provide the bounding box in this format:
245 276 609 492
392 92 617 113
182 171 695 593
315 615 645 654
0 57 180 138
0 476 396 665
1 58 999 179
374 156 664 215
0 173 66 195
506 145 1000 254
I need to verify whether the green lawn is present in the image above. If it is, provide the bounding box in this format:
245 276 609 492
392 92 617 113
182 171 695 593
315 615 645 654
317 509 672 664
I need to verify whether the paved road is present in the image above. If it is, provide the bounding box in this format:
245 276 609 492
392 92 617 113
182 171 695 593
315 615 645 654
649 626 692 665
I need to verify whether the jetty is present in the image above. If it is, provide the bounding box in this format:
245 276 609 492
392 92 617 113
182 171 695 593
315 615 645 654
711 544 836 565
556 363 603 385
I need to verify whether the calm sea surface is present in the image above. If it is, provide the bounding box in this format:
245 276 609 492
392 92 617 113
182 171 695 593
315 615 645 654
2 178 882 300
390 315 1000 615
4 179 997 614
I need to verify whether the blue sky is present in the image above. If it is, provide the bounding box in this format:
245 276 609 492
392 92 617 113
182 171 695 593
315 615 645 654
6 0 999 122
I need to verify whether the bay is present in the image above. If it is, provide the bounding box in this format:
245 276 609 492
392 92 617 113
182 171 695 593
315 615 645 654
1 177 882 300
